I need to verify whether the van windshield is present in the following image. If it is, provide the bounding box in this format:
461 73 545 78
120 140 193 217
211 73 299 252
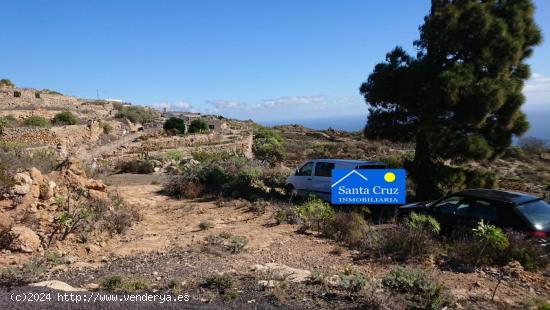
516 199 550 231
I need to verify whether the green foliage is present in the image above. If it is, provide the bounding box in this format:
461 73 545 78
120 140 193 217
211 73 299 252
188 119 209 133
0 117 7 134
52 111 78 125
205 273 235 294
503 232 549 271
204 232 248 254
23 116 51 128
323 212 368 246
338 267 368 292
101 276 149 292
253 127 285 164
360 0 542 200
472 220 509 266
163 117 186 135
44 251 63 265
42 89 63 95
0 79 15 87
191 150 239 162
164 150 187 162
382 267 447 310
473 220 509 250
404 212 440 235
115 105 158 124
294 195 333 232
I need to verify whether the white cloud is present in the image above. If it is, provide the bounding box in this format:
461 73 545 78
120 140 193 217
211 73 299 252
259 95 327 108
524 73 550 108
147 101 195 112
207 100 245 109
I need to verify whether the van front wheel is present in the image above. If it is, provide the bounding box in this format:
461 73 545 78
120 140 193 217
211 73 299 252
285 184 297 197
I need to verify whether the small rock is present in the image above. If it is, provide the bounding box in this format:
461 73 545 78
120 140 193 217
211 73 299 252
84 283 99 290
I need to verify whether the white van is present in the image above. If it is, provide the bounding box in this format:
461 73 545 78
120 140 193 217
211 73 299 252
285 159 387 201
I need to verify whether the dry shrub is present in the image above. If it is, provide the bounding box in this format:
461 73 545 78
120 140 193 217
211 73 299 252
323 212 368 247
163 176 204 199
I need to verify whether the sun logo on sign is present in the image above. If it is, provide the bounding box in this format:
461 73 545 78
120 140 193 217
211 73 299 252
384 172 396 183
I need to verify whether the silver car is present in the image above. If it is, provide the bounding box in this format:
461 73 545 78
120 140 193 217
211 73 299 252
285 159 387 201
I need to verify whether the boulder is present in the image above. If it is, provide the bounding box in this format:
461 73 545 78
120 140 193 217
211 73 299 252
88 189 108 201
85 179 106 191
68 158 86 177
251 263 311 283
29 168 44 187
0 212 13 235
29 280 86 292
8 226 41 253
12 172 32 195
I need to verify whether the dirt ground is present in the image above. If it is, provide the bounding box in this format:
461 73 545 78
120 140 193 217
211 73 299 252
1 173 541 309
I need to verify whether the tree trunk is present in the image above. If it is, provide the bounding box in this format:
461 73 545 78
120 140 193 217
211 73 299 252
413 130 439 201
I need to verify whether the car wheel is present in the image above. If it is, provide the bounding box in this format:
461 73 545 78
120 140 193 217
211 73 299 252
285 184 297 197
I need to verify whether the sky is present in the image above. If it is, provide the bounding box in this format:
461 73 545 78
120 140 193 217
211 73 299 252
1 0 549 124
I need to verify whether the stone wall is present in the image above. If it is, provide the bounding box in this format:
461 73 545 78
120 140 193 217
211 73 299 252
0 87 116 119
0 127 61 146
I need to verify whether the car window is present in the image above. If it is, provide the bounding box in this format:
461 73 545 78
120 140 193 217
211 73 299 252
433 196 472 216
314 162 335 177
516 200 550 231
469 199 498 222
296 162 314 176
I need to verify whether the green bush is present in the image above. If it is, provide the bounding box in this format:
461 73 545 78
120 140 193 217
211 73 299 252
115 106 158 124
163 117 185 135
188 119 209 133
101 276 149 292
294 195 333 232
205 273 235 294
404 212 440 235
23 116 51 128
203 232 248 254
472 220 509 266
0 79 15 87
339 267 368 292
382 267 448 310
253 127 285 164
52 111 78 125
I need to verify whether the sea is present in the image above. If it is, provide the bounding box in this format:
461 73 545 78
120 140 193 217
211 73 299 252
260 110 550 142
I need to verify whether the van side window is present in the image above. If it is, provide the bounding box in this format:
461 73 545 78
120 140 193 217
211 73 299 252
296 162 314 176
314 162 335 177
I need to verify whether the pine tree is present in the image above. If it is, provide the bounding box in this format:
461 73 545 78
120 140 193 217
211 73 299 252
360 0 541 200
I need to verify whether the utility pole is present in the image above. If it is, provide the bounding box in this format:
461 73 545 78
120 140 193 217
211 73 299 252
96 89 99 100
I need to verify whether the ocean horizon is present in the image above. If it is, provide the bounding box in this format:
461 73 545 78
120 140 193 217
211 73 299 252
259 109 550 141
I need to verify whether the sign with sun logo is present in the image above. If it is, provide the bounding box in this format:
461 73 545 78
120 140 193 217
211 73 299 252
331 169 406 204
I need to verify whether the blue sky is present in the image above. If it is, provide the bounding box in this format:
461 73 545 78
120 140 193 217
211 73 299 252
1 0 549 123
